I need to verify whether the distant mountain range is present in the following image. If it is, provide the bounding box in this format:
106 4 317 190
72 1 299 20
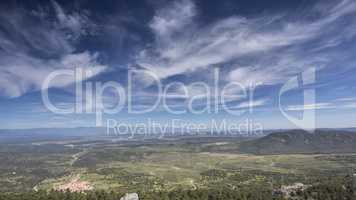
238 130 356 154
1 127 356 155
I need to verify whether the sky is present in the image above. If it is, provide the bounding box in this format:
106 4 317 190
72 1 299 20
0 0 356 130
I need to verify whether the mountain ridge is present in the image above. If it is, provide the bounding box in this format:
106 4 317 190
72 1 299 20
238 129 356 154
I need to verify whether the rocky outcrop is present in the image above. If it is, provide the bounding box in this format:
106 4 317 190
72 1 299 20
120 193 139 200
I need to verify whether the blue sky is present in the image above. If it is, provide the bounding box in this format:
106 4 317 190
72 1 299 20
0 0 356 130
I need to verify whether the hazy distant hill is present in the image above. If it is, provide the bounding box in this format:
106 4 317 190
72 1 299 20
238 130 356 154
0 127 106 144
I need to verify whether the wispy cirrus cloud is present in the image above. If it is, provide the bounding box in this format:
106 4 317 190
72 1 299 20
0 1 107 98
233 98 269 109
286 100 356 111
286 103 334 111
137 0 356 87
50 0 96 40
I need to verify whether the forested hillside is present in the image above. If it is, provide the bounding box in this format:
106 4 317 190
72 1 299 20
239 130 356 154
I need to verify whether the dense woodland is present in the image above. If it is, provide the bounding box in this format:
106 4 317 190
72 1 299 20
0 179 355 200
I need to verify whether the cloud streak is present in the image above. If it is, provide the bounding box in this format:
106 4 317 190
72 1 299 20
0 1 106 98
137 0 356 87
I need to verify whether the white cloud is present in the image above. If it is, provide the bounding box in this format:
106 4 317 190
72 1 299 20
0 1 107 98
228 67 278 86
149 0 195 39
137 0 356 84
0 51 107 97
335 97 356 102
286 103 333 111
286 102 356 111
51 0 95 40
233 98 269 109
